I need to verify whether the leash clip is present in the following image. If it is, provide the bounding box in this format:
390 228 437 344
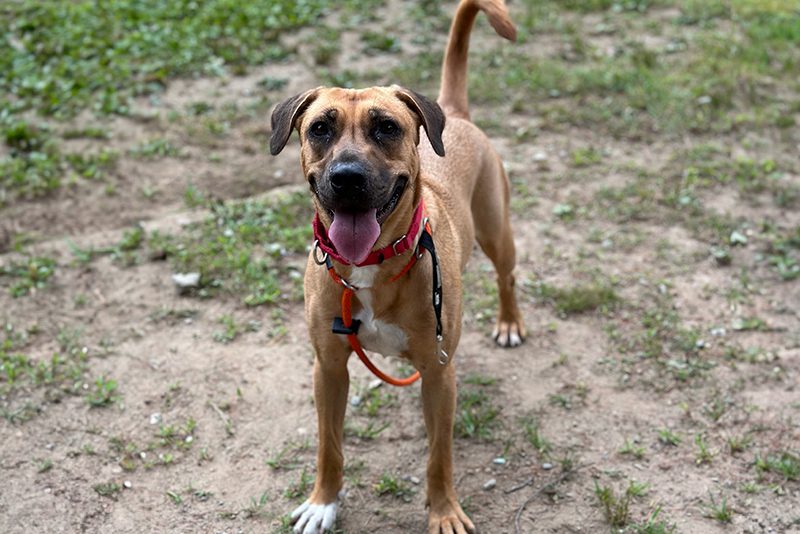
416 218 430 259
312 240 329 265
436 334 449 365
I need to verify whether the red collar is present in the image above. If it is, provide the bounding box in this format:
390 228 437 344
312 201 426 266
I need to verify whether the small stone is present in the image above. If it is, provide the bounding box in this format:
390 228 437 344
149 412 162 425
409 476 421 485
533 151 548 162
697 95 712 105
482 479 496 491
172 272 200 292
368 379 383 390
542 462 554 470
123 480 133 489
492 457 507 465
350 395 362 407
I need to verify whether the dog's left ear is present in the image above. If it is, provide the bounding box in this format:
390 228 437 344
270 88 321 155
394 87 446 157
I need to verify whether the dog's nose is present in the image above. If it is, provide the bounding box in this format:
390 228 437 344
329 161 367 195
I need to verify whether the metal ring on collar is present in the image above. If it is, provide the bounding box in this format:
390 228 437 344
312 240 329 265
392 234 407 256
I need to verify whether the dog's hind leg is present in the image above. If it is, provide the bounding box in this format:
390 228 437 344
472 154 526 348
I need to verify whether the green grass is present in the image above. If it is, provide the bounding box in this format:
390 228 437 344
755 451 800 482
86 376 120 408
478 1 800 138
0 1 327 118
530 280 619 316
149 191 312 305
0 256 56 297
702 492 733 523
455 385 500 440
0 327 92 423
374 473 414 502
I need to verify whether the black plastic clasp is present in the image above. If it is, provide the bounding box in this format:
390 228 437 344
332 317 361 335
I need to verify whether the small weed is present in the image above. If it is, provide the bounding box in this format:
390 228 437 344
727 434 752 454
455 387 499 440
754 451 800 481
86 376 119 408
695 434 715 465
266 440 309 470
346 420 390 440
242 491 270 519
629 505 676 534
0 256 56 297
619 438 646 460
522 417 552 456
657 428 681 446
702 492 733 523
374 473 413 502
36 458 54 473
166 490 183 505
360 388 396 418
594 481 630 528
93 481 122 499
283 467 313 500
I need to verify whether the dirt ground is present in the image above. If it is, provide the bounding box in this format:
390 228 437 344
1 2 798 533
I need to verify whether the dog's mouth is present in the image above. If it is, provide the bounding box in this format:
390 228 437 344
323 176 408 265
376 176 408 224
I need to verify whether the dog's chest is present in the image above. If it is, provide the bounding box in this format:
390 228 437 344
347 266 408 356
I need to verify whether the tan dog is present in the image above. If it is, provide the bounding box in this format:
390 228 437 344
269 1 523 532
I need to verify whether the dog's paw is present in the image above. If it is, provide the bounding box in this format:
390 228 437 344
492 320 525 348
428 501 476 534
291 499 338 534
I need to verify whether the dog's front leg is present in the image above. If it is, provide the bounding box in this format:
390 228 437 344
291 343 350 534
421 362 476 534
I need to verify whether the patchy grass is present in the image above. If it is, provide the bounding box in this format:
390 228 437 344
455 382 500 440
530 280 619 316
149 191 312 305
0 256 56 297
0 1 327 118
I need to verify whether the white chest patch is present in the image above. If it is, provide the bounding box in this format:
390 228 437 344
346 266 408 356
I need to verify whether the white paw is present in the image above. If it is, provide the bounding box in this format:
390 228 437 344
492 324 524 348
291 499 338 534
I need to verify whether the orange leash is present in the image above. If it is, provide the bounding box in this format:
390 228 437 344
340 287 421 387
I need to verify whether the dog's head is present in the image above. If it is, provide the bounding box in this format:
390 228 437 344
270 86 445 265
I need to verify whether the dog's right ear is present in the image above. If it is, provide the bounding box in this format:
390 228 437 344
270 89 320 155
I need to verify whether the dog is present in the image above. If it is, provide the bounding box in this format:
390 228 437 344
269 1 523 532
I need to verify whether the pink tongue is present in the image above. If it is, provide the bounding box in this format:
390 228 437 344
329 209 381 264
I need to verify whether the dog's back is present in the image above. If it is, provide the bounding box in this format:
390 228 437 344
420 0 517 271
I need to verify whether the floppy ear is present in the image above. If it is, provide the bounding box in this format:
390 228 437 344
269 88 320 155
394 87 446 157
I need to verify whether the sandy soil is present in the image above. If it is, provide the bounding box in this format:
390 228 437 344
1 2 798 533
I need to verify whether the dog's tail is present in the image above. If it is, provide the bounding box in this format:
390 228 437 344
438 0 516 120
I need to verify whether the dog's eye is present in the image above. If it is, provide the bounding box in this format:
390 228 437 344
309 121 330 137
377 119 399 136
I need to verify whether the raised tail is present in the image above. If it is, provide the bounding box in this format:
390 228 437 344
438 0 516 120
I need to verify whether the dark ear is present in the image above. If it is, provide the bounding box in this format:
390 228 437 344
269 88 320 155
394 87 446 157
